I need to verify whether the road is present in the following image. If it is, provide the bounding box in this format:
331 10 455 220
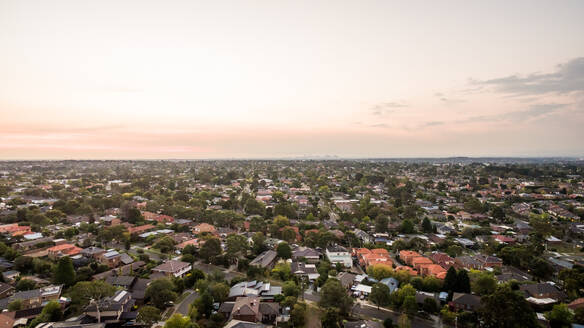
174 290 199 315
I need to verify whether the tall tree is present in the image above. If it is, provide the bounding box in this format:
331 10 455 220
455 270 471 293
443 267 457 292
276 242 292 259
54 256 75 286
319 279 354 315
200 238 222 263
370 283 391 309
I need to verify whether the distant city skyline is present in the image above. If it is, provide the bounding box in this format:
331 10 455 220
1 0 583 159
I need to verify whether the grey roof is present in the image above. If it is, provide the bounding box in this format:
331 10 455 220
105 275 136 287
452 293 482 309
250 250 277 268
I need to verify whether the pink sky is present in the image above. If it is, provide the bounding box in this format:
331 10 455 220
1 0 583 159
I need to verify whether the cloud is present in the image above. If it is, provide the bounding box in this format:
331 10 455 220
472 57 584 95
423 121 444 127
370 123 389 128
370 102 407 116
434 92 465 105
461 103 567 124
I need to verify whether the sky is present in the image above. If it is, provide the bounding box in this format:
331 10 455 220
0 0 583 159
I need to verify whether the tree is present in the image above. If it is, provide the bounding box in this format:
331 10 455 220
193 291 213 319
367 264 393 280
443 267 457 293
271 262 292 281
370 283 391 309
383 318 394 328
209 282 230 303
53 256 75 286
472 272 497 295
283 281 300 297
322 308 341 328
480 285 539 328
290 303 306 327
226 234 248 259
421 217 432 233
8 299 22 311
251 232 266 255
146 278 178 309
154 236 176 253
163 314 194 328
545 304 574 328
400 219 415 234
402 295 417 315
200 238 222 263
397 313 411 328
273 215 290 228
16 279 37 291
375 216 389 233
422 298 438 314
281 228 297 243
276 242 292 259
28 300 64 327
137 305 161 325
69 280 116 311
455 270 471 293
319 279 354 315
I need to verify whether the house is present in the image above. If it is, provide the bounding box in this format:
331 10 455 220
291 247 320 263
99 250 122 268
0 282 14 299
455 256 482 270
80 247 106 259
430 252 455 270
85 290 135 322
127 224 155 235
520 283 566 302
353 229 373 244
449 293 482 312
379 277 399 293
290 262 319 281
152 260 192 278
419 264 447 279
0 285 62 310
325 245 352 268
227 281 282 301
223 320 265 328
337 272 357 289
411 257 433 271
47 243 82 259
249 250 278 269
474 254 503 268
399 250 421 266
219 296 279 324
105 276 137 290
193 223 216 235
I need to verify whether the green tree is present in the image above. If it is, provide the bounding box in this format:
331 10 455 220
283 281 300 297
137 305 162 325
370 283 391 309
15 279 37 291
199 238 222 263
8 299 22 311
455 270 471 293
545 304 574 328
281 228 297 243
472 272 497 295
54 256 75 286
398 313 411 328
443 267 457 293
193 291 213 319
480 285 539 328
400 219 415 234
375 216 389 233
209 282 230 303
154 236 176 253
319 279 354 315
367 264 393 280
251 232 266 255
163 314 194 328
290 303 306 326
402 295 417 315
146 278 178 309
421 217 432 233
422 298 438 314
226 234 248 259
273 215 290 227
276 242 292 259
69 280 116 310
322 308 341 328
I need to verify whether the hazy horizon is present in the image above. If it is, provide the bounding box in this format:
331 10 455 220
1 0 583 159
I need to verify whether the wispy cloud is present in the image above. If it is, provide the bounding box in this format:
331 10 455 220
434 92 465 105
471 57 584 96
461 103 567 124
370 102 408 116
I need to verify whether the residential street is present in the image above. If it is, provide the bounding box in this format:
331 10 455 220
174 290 199 315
